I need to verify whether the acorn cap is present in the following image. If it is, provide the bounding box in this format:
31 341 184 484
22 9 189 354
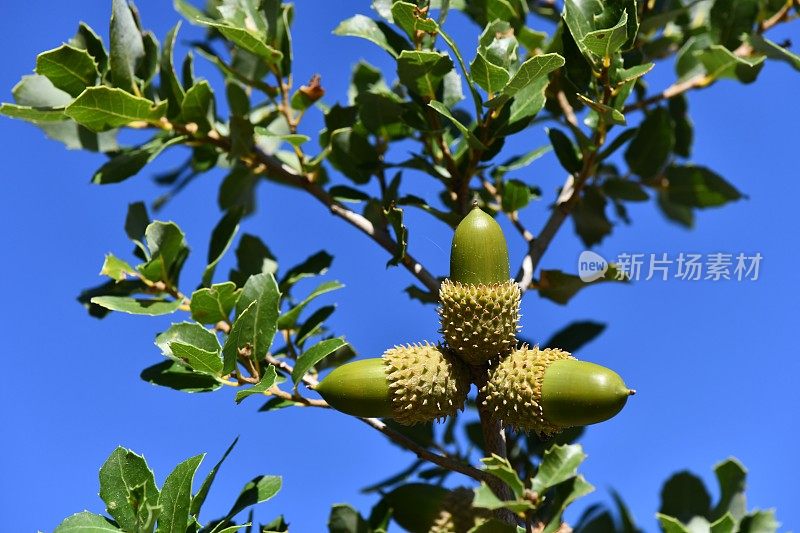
384 342 471 425
439 279 521 365
481 346 634 436
450 205 510 285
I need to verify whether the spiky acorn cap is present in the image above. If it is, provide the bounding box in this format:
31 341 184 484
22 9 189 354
439 279 521 365
482 345 574 436
482 345 634 436
384 342 471 425
430 487 488 533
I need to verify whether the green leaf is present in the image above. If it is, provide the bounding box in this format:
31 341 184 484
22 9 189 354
581 11 628 62
545 321 606 352
711 458 747 521
694 45 765 83
71 22 109 74
739 510 779 533
90 296 182 315
226 476 282 520
333 15 409 58
494 145 551 178
35 45 99 97
203 209 242 286
748 33 800 71
537 268 623 305
616 62 654 83
191 282 240 324
328 504 371 533
110 0 145 92
500 179 536 213
530 444 587 494
391 1 439 39
481 455 525 498
99 447 159 532
603 178 649 202
295 305 336 346
170 342 223 376
548 127 581 174
138 221 189 284
659 471 712 524
501 53 564 98
573 186 613 247
161 23 186 117
543 476 595 533
65 87 167 132
428 101 486 150
656 514 690 533
255 129 311 147
140 360 222 393
155 322 221 360
280 251 333 290
384 203 408 267
191 437 239 518
54 512 121 533
577 94 626 125
668 95 693 158
291 337 348 385
278 280 344 329
223 273 281 372
181 81 216 134
709 0 758 50
0 102 66 122
624 107 674 179
470 52 511 94
100 254 137 282
235 365 278 403
472 483 533 513
9 75 118 151
230 234 278 286
658 191 695 228
664 165 742 208
92 136 186 185
710 513 737 533
199 20 283 64
397 50 454 98
157 454 205 533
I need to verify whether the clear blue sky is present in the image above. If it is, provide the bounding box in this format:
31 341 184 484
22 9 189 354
1 2 798 532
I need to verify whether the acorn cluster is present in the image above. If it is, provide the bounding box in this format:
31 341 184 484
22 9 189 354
314 206 633 435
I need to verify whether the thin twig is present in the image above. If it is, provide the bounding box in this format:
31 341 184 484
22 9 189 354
263 354 489 483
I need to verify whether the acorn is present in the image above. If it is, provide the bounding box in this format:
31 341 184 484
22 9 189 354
439 205 521 366
481 345 634 436
376 484 485 533
314 342 470 425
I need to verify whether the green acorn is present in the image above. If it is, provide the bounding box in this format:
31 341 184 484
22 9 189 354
481 345 634 436
439 205 521 365
314 342 470 425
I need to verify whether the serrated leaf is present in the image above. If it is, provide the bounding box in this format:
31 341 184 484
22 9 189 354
198 20 283 64
392 1 439 39
100 254 137 281
110 0 145 92
157 454 205 533
711 458 747 521
291 337 348 385
581 11 628 62
99 447 159 532
277 280 344 329
530 444 587 494
191 437 239 518
140 360 222 392
222 273 280 372
181 81 215 133
501 53 564 98
481 455 525 498
656 514 690 533
470 52 510 94
235 364 278 403
35 45 99 97
138 221 189 284
500 179 537 213
472 483 533 513
65 87 167 132
71 22 109 74
170 342 223 376
90 296 182 315
156 322 221 360
191 282 240 324
577 94 626 125
54 512 121 532
710 513 737 533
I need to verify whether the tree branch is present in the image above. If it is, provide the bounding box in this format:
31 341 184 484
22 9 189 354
263 354 489 483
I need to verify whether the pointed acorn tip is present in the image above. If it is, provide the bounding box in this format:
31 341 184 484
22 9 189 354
628 389 636 396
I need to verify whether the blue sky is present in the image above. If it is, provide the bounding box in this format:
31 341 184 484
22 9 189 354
1 1 798 532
